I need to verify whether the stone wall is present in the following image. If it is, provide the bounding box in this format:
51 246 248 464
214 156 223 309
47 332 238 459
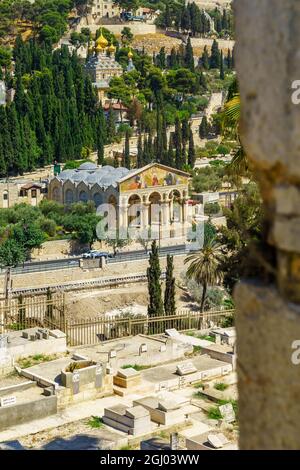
0 395 57 431
234 0 300 450
2 254 186 289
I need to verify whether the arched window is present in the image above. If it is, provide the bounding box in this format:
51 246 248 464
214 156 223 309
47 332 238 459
52 187 60 202
79 190 88 203
65 189 74 205
93 192 103 207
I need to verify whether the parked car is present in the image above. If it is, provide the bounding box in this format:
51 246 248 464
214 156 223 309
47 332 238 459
82 250 112 259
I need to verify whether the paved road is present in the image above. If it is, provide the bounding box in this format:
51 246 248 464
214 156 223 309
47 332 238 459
4 244 189 275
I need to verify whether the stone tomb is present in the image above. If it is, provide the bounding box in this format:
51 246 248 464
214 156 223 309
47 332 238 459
133 396 184 426
186 432 237 451
176 362 197 376
113 368 141 389
103 404 152 436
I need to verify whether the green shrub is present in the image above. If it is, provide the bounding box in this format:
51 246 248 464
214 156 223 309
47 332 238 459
87 416 103 429
214 382 229 391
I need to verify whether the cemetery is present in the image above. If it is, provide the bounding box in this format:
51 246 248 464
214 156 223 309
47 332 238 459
68 334 193 373
0 326 238 447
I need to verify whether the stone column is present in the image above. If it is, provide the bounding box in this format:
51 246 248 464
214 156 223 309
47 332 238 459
234 0 300 450
118 203 128 239
181 198 188 237
161 200 170 239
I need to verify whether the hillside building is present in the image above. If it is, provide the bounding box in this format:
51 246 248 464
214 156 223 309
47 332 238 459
48 162 191 239
85 31 123 101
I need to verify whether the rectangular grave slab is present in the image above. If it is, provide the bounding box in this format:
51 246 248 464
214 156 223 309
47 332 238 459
157 400 179 412
176 362 197 376
117 368 140 379
125 406 149 420
165 329 179 338
207 433 229 449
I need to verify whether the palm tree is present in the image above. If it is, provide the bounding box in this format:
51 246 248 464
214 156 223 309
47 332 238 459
222 93 249 175
184 240 225 313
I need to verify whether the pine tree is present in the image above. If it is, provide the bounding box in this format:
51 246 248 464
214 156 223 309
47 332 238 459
220 50 225 80
107 104 115 143
188 126 195 168
164 255 176 316
199 116 208 139
124 129 130 169
147 240 164 325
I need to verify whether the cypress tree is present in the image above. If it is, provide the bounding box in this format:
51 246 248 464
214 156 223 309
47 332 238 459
226 48 232 70
107 104 116 143
169 47 177 69
147 240 164 327
220 50 225 80
181 117 190 163
210 40 220 69
199 116 208 139
164 4 172 28
0 106 13 175
164 255 176 316
201 46 210 70
188 126 195 168
184 37 194 72
6 104 23 174
137 132 143 168
174 117 183 169
124 129 130 169
165 136 174 167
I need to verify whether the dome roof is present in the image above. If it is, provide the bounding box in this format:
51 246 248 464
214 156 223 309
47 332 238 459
58 169 74 180
108 44 116 53
78 162 97 171
55 164 131 188
96 32 108 49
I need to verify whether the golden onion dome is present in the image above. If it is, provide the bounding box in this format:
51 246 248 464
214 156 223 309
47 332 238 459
108 43 116 53
128 49 133 59
96 32 108 49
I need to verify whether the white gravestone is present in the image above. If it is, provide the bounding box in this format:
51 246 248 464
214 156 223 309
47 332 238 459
207 433 229 449
0 335 10 366
219 403 235 423
0 396 16 407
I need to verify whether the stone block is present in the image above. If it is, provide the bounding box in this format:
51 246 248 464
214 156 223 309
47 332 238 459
235 281 300 449
176 362 197 376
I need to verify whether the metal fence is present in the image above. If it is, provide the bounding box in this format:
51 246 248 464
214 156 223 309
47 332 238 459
0 291 66 333
66 309 235 346
0 292 234 347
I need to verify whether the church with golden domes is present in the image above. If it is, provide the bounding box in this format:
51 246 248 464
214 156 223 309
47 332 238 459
85 30 123 101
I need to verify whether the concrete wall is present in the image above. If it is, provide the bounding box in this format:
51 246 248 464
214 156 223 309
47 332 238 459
3 254 186 289
74 22 156 35
8 336 66 361
0 395 57 431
